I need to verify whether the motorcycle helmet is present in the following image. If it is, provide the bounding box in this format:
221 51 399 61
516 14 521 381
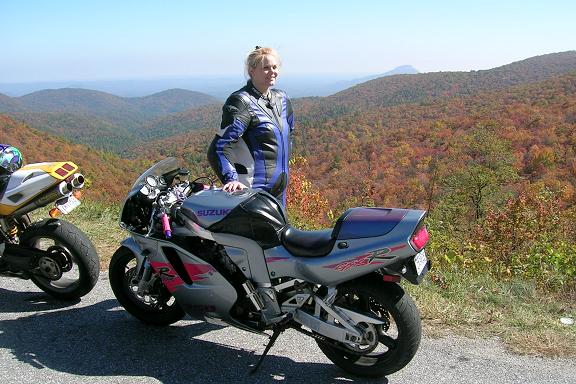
0 146 23 174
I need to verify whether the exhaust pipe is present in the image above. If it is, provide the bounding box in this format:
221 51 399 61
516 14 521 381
69 173 85 189
12 181 72 216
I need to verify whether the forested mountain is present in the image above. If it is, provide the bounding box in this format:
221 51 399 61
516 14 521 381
293 72 576 210
0 88 220 152
132 56 576 219
0 93 26 113
295 51 576 121
126 51 576 139
2 88 220 116
0 114 144 201
135 103 221 142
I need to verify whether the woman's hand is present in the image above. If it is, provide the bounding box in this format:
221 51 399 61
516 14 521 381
223 180 247 193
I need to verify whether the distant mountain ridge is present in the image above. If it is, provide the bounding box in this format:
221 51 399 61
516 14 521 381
0 88 220 151
351 65 419 84
294 51 576 122
1 87 219 117
0 67 420 99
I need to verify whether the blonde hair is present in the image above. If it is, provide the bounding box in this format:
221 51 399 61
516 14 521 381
245 46 281 78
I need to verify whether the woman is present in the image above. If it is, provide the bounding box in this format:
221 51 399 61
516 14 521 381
207 46 294 206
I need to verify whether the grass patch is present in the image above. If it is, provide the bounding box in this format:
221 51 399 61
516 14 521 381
407 270 576 357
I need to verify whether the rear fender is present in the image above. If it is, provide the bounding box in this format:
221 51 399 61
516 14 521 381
343 272 405 301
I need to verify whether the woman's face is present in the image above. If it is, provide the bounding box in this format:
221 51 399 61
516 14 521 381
249 54 279 93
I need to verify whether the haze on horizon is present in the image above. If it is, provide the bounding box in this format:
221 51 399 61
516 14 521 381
1 0 575 85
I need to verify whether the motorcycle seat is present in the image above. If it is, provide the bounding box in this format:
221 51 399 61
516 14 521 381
281 226 335 257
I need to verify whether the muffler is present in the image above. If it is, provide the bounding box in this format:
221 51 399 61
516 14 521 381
12 181 72 216
69 173 85 189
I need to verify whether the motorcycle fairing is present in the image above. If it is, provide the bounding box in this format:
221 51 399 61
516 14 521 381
265 209 427 286
0 167 62 215
21 162 78 180
129 235 238 322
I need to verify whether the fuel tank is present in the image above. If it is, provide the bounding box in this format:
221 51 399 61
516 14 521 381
179 188 287 249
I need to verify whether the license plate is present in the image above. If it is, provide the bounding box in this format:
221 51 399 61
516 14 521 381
56 195 81 214
414 250 428 275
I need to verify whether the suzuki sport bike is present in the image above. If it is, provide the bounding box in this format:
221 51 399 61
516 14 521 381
109 158 430 377
0 161 100 300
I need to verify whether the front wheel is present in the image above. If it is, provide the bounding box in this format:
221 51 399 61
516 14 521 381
109 246 185 326
317 278 422 377
19 219 100 300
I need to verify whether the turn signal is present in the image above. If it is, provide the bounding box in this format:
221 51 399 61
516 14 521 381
49 208 61 218
73 190 82 199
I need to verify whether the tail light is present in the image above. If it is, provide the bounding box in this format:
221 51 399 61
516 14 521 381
410 224 429 251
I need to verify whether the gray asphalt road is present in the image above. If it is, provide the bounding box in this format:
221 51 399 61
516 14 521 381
1 274 575 384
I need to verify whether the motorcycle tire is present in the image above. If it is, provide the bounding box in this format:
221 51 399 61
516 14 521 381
109 246 185 326
19 218 100 300
316 277 421 377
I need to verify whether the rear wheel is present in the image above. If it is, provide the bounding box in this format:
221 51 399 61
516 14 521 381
109 247 185 326
19 219 99 300
317 279 422 377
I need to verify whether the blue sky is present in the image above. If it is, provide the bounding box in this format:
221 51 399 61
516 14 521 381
1 0 575 83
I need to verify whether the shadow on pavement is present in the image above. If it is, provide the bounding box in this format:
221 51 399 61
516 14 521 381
0 289 387 383
0 287 80 312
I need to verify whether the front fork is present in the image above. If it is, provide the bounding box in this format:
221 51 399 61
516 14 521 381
135 260 154 296
120 238 158 296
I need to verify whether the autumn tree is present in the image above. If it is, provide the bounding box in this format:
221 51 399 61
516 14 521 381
438 123 518 222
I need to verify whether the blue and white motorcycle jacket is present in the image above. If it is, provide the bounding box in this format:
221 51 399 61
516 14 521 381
208 81 294 204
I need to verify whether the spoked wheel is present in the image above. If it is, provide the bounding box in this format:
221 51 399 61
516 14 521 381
109 247 185 326
19 219 100 300
316 278 422 377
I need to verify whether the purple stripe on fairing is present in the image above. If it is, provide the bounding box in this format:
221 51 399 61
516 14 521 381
266 257 290 263
336 208 408 240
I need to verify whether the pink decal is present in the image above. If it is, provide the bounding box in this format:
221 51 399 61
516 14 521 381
184 263 215 281
150 262 184 293
324 245 407 272
324 253 384 272
266 257 290 263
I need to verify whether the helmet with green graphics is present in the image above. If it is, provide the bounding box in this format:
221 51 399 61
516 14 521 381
0 145 23 174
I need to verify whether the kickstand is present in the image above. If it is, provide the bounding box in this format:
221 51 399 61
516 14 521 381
250 314 293 374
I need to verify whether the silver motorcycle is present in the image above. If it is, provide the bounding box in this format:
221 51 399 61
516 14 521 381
109 158 430 377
